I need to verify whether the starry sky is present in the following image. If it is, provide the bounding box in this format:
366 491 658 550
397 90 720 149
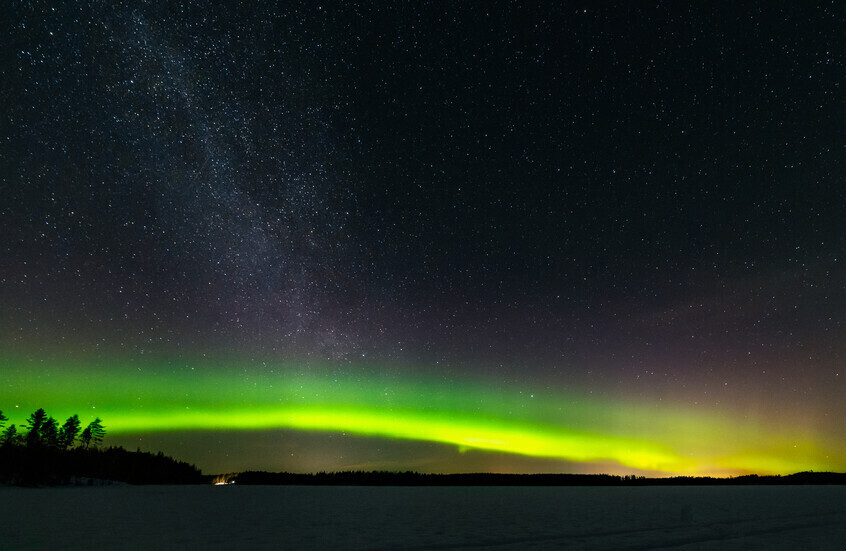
2 2 845 476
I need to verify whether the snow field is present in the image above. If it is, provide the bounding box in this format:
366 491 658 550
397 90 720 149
1 485 844 550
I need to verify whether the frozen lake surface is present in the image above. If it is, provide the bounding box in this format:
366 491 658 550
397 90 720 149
2 485 844 549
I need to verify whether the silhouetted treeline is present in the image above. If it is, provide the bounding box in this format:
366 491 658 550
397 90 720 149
1 407 206 485
1 407 105 450
231 470 846 486
0 444 207 486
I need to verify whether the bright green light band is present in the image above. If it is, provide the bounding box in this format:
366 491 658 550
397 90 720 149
1 355 841 475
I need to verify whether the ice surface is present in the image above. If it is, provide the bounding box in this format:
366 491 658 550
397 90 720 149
1 485 844 550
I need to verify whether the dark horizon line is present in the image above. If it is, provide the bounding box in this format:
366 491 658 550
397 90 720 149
223 470 846 486
5 442 843 487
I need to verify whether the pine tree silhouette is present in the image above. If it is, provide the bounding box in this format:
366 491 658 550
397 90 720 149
25 408 47 447
1 424 17 446
88 418 106 447
79 418 106 449
78 426 92 449
41 417 60 448
58 415 81 449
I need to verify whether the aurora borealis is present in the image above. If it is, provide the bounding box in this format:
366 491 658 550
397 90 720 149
2 3 845 477
3 352 844 476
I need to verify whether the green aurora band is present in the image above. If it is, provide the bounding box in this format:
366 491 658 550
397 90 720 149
2 356 842 475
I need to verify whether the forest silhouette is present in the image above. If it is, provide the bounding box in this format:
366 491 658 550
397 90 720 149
232 470 846 486
0 408 204 486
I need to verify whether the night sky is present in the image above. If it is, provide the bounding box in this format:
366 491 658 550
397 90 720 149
2 2 845 476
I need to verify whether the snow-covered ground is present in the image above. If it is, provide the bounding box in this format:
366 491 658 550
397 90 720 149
1 485 844 549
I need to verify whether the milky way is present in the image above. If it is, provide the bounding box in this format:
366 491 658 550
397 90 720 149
2 3 844 475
